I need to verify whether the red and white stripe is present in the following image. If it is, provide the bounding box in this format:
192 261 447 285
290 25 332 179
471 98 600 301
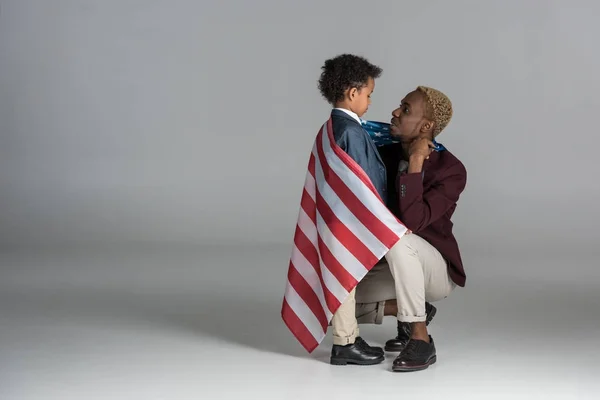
282 118 408 353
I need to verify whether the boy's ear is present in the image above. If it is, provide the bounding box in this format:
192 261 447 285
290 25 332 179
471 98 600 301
348 87 358 100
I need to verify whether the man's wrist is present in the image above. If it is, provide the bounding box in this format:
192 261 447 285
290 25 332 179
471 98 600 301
408 155 426 173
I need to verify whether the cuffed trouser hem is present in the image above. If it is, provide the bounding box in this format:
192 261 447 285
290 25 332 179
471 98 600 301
397 314 427 323
331 288 358 345
332 327 359 345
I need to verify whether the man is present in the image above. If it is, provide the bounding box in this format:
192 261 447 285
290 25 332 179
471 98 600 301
354 86 467 372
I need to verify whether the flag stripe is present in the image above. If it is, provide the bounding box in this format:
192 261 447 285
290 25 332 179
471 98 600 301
313 146 387 262
290 244 333 320
282 300 319 353
294 221 342 311
317 123 398 247
305 152 317 202
314 142 378 268
297 206 349 306
319 258 349 305
316 232 358 292
308 151 316 178
305 174 316 203
300 188 316 224
313 186 362 290
322 121 406 248
316 126 377 227
316 211 369 282
284 281 325 343
287 262 328 332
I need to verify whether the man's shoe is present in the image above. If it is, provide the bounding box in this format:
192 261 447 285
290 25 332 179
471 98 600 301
392 336 436 372
330 340 385 366
355 336 384 356
384 302 437 352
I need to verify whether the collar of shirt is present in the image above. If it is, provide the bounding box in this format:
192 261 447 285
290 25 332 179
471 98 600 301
333 108 362 124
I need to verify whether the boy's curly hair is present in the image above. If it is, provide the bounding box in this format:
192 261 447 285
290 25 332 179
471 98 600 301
318 54 382 105
416 86 453 137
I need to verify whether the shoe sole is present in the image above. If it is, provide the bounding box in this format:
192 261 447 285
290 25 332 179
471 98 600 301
384 306 437 352
330 356 385 366
392 356 437 372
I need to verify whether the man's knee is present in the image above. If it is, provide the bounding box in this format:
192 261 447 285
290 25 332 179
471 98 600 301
385 233 421 273
389 233 421 257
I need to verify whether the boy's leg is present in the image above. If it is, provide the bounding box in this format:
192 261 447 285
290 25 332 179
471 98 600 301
332 259 395 337
329 276 385 365
331 288 359 345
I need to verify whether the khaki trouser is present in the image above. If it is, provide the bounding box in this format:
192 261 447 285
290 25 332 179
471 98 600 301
331 233 456 344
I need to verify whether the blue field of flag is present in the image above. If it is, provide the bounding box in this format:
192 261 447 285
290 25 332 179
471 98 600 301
361 120 446 151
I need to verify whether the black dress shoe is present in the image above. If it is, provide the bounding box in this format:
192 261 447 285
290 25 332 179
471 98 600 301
384 302 437 352
355 336 384 356
392 336 436 372
330 340 385 366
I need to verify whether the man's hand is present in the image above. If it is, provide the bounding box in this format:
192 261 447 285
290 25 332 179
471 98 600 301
408 137 434 159
407 137 434 174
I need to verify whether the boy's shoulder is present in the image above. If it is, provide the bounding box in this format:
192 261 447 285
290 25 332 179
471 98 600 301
330 108 361 123
330 110 366 139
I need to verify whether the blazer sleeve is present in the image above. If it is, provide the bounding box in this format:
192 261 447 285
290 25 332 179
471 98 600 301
397 160 467 232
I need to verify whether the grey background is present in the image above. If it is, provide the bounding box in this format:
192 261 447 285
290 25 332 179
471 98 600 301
1 1 600 399
2 0 598 255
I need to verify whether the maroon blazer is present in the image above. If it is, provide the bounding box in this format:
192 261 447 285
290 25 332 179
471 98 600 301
378 143 467 287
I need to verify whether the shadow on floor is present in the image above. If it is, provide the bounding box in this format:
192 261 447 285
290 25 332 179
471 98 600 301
1 285 317 359
153 291 313 359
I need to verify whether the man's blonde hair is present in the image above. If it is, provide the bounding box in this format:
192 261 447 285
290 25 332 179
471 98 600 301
417 86 453 137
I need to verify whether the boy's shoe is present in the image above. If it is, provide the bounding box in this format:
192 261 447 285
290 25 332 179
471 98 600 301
392 336 437 372
330 338 385 366
355 336 384 356
384 302 437 352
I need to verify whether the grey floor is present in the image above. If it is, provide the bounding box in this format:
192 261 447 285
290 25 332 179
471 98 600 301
1 244 599 400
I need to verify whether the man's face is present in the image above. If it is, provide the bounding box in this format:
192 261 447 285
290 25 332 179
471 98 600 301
351 77 374 117
390 90 429 141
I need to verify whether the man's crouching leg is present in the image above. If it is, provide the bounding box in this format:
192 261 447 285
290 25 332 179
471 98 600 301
384 233 455 372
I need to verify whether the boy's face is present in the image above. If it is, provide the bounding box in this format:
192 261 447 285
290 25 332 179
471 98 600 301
349 77 374 117
390 90 432 141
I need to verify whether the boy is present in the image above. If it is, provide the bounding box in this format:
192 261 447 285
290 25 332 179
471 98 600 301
317 54 388 365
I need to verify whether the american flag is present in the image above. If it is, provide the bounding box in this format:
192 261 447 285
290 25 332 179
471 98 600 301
281 118 409 353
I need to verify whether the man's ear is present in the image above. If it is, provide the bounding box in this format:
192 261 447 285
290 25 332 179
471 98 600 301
420 119 434 134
